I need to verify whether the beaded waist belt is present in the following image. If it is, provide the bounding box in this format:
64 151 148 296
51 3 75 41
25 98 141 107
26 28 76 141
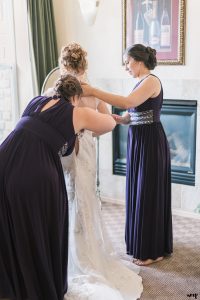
129 110 154 125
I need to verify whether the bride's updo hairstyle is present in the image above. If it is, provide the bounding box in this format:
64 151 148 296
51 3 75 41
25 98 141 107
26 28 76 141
125 44 157 70
59 42 88 75
54 74 83 102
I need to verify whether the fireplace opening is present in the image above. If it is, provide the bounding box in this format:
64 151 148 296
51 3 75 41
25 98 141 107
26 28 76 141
112 100 197 186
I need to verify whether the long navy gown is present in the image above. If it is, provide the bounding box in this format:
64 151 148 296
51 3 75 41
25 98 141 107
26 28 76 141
125 75 173 260
0 96 76 300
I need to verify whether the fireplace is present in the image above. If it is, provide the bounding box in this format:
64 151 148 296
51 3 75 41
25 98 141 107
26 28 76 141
112 100 197 186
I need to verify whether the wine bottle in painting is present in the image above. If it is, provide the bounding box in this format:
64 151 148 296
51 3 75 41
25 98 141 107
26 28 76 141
160 0 171 49
149 0 160 50
134 0 144 44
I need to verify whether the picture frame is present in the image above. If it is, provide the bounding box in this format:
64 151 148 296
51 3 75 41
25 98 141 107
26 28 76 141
122 0 185 65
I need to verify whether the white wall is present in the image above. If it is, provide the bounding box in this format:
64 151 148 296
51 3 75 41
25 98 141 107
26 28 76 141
53 0 126 79
15 0 200 111
13 0 34 113
53 0 200 215
53 0 200 79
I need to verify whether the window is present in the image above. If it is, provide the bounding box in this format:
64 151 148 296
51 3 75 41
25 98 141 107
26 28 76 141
0 0 19 143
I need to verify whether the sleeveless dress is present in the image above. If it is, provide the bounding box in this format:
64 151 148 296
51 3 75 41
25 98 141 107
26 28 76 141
61 102 143 300
0 96 76 300
125 75 173 260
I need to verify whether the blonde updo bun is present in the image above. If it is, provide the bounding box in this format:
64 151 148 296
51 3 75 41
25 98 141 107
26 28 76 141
59 42 88 75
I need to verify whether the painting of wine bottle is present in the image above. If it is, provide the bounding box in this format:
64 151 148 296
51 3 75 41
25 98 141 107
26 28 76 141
160 0 171 49
148 0 160 50
134 0 145 44
123 0 185 65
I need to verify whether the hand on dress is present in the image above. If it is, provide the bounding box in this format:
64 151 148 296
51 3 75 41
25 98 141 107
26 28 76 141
112 114 124 124
112 114 130 125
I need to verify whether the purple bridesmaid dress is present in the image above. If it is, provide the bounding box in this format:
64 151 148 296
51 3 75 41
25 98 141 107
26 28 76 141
125 75 173 260
0 96 76 300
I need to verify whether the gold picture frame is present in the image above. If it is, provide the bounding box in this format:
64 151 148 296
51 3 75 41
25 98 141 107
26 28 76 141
122 0 185 65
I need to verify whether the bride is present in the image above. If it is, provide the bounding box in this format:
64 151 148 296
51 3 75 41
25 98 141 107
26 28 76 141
47 43 143 300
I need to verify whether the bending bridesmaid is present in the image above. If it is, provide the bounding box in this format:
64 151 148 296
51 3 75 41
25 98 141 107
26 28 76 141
0 74 115 300
82 43 173 266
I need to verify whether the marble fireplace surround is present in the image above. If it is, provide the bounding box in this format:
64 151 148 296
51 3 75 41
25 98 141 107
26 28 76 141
93 78 200 218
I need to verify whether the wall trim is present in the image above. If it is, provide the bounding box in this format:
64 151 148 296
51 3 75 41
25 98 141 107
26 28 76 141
101 197 200 220
101 196 125 206
172 208 200 220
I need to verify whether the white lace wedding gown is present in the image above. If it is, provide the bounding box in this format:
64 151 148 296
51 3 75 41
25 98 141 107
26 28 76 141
61 118 143 300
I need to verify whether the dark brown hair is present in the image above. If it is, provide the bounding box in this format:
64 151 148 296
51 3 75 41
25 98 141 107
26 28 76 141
54 74 82 101
125 44 157 70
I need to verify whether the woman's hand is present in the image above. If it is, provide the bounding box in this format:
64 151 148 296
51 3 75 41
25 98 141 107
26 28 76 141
81 82 94 97
111 114 124 124
112 113 130 125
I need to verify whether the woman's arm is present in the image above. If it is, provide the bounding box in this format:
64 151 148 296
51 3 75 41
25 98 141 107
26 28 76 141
73 107 116 135
82 76 161 109
97 100 110 114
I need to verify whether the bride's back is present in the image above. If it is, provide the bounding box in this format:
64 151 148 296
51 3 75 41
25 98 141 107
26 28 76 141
78 95 98 110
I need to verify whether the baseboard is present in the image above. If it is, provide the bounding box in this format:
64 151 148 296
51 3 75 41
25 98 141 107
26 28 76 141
101 196 200 220
101 196 124 206
172 209 200 220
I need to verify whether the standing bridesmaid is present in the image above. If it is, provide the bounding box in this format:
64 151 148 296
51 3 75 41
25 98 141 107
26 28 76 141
81 43 173 266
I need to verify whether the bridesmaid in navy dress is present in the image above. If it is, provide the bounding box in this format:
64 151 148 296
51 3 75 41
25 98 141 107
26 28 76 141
0 74 116 300
81 44 173 266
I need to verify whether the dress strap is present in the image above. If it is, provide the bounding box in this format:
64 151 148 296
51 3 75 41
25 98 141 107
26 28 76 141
148 74 163 88
134 74 162 92
140 73 151 82
133 74 150 90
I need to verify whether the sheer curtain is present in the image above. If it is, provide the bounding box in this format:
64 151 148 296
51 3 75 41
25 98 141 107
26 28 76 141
27 0 58 92
0 0 19 143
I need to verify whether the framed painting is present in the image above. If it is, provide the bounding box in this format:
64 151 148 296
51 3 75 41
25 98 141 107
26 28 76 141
122 0 185 65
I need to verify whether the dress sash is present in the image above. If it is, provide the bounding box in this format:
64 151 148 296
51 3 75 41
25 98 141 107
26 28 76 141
129 109 160 125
